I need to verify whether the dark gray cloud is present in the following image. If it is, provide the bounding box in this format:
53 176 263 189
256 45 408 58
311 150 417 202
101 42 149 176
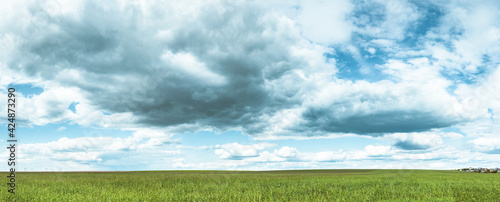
300 108 457 134
8 1 305 132
394 141 429 150
385 132 445 151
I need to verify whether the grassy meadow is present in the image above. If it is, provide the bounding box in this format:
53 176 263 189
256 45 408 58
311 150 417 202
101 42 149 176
2 169 500 201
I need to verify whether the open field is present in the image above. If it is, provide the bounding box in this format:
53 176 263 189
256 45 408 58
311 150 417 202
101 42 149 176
2 169 500 201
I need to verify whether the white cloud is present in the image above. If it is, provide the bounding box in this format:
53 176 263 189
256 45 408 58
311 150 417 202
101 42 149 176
364 145 392 156
290 145 394 162
214 142 276 159
470 137 500 153
300 150 347 162
453 65 500 140
249 151 287 162
10 128 179 171
56 126 66 132
353 0 421 40
425 1 500 76
19 87 81 126
297 0 354 44
275 146 298 158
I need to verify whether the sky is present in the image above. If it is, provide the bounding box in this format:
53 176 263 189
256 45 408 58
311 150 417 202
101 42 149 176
1 0 499 171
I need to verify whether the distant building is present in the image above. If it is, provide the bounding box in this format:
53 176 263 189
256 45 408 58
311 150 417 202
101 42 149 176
459 167 500 173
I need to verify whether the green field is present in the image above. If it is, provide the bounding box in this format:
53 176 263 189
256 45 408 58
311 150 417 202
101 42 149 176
2 169 499 201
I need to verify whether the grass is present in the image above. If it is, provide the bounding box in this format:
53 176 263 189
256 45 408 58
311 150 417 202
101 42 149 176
2 169 500 201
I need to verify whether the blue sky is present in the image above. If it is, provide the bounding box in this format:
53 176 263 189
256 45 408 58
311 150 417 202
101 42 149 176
1 0 500 171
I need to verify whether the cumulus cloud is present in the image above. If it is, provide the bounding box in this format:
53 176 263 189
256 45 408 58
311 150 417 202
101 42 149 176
470 137 500 154
297 0 354 44
352 0 421 41
171 141 492 170
19 136 130 164
264 78 474 136
431 1 500 72
244 145 396 163
275 146 298 158
14 128 179 170
386 131 463 150
364 145 392 156
202 143 474 169
0 0 331 135
388 133 443 150
214 142 276 159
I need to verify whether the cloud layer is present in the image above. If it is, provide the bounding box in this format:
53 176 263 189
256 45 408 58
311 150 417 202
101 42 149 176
1 0 500 170
3 0 494 138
